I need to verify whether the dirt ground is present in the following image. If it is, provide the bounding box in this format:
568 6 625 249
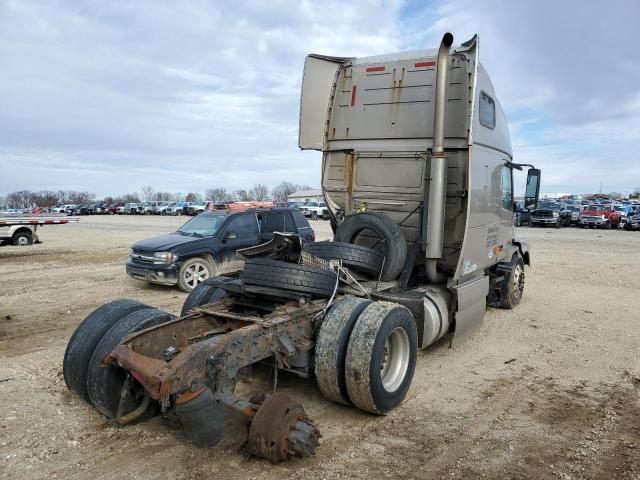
1 215 638 480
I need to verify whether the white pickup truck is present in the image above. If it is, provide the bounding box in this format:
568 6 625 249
0 216 79 245
297 201 329 220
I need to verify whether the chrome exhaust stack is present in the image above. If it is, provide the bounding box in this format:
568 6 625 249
425 32 453 283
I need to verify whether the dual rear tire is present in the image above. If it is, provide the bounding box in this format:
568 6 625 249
63 300 176 419
315 298 418 414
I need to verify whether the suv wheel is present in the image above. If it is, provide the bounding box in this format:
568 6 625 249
178 257 213 292
311 212 318 220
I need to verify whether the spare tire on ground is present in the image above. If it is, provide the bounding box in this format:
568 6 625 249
243 258 337 298
304 241 384 278
334 212 407 281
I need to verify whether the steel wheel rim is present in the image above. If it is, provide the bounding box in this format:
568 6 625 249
16 236 29 245
512 263 524 298
380 327 410 392
183 262 210 288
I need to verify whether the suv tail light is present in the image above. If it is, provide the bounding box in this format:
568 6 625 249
310 231 315 242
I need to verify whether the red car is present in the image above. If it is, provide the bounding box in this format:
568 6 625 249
578 204 622 229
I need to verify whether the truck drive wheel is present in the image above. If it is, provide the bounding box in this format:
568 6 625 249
334 212 407 281
303 241 384 278
180 279 229 316
86 308 176 419
243 258 337 298
63 300 152 402
178 257 213 292
315 297 373 405
12 231 33 246
345 302 417 414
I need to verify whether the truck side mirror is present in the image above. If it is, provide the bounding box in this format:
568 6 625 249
525 168 541 210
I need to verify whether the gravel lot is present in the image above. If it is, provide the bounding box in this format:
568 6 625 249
1 215 639 479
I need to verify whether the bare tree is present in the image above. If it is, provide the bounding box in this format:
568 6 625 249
234 189 250 202
249 184 269 201
141 185 155 202
271 181 298 203
122 192 140 203
206 188 234 204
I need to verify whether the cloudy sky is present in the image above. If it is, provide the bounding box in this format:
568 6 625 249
1 0 639 197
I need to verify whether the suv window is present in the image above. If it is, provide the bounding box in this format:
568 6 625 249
292 210 311 230
225 213 258 238
263 211 295 233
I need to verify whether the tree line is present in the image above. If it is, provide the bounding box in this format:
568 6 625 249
0 181 315 209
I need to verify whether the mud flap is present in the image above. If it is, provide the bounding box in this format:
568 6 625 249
451 275 489 346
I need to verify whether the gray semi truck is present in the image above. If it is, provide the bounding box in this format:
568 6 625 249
63 33 541 462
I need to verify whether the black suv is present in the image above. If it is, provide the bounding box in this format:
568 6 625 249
529 201 572 228
126 208 315 292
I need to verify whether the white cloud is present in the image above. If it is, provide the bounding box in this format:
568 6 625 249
0 0 404 196
1 0 639 197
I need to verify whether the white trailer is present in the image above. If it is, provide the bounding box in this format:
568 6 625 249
0 215 80 245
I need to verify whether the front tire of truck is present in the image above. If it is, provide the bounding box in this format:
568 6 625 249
345 302 417 415
180 279 229 316
501 254 525 309
311 212 318 220
12 230 33 246
86 308 176 419
315 296 373 405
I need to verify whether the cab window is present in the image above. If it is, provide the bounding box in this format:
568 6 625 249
479 92 496 129
501 166 512 209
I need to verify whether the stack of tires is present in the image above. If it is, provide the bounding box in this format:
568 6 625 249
63 300 176 419
239 212 409 298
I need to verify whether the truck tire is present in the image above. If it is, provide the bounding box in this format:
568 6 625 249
12 231 33 246
304 241 384 278
180 279 229 316
315 297 373 405
63 300 152 402
501 254 525 309
345 302 417 414
177 257 213 292
334 212 407 281
86 308 176 419
311 212 318 220
243 258 337 298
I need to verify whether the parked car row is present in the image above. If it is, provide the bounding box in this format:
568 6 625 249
515 198 640 230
